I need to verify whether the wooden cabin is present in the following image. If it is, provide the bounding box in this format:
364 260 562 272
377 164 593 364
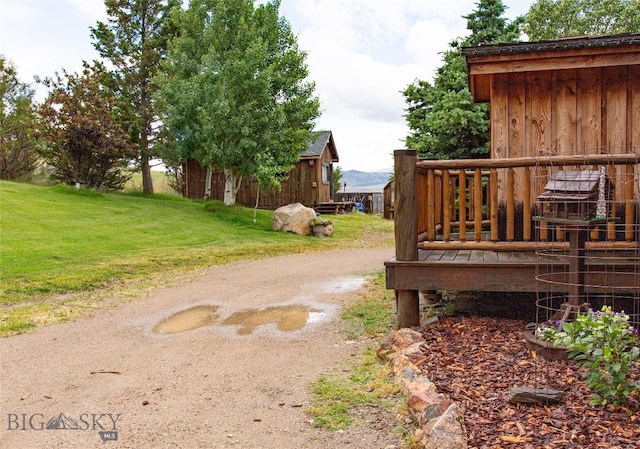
182 131 339 209
385 33 640 328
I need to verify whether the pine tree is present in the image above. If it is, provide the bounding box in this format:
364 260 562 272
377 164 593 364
403 0 522 160
91 0 180 193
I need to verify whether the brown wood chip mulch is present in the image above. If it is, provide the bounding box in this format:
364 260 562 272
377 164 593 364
417 316 640 449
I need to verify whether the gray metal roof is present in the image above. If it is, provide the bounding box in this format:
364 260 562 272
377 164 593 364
301 130 333 158
462 32 640 57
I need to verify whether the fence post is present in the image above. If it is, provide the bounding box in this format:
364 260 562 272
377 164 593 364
394 150 420 328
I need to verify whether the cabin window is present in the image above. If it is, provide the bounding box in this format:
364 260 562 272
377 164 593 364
322 164 330 184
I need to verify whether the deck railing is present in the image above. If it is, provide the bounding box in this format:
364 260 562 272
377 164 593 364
394 150 640 255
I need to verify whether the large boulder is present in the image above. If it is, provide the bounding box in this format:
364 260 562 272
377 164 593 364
272 203 316 236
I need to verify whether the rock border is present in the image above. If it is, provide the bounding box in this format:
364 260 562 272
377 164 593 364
377 328 468 449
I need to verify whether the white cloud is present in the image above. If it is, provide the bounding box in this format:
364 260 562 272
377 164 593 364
0 0 533 171
65 0 108 19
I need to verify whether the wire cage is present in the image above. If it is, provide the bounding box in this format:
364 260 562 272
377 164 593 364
528 148 640 357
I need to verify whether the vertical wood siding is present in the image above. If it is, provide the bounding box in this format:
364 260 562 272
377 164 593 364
491 64 640 202
182 148 335 209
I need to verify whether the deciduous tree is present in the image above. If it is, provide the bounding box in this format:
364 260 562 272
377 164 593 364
403 0 522 160
39 64 136 190
157 0 320 205
523 0 640 40
0 57 40 180
91 0 180 194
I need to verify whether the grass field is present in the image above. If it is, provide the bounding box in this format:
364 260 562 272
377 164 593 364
0 181 393 335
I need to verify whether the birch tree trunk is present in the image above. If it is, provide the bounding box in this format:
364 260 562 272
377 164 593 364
204 164 213 199
223 168 242 206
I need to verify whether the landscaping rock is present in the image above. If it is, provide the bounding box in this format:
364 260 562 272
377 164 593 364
379 329 467 449
421 403 467 449
377 328 424 361
271 203 317 235
408 390 450 417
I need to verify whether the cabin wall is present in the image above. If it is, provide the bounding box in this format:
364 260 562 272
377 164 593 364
181 148 335 209
183 159 208 200
490 64 640 202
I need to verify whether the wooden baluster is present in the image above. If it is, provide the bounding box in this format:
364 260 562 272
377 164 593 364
474 168 483 242
451 176 458 223
490 168 498 242
507 167 515 242
538 165 548 242
443 170 451 242
625 164 635 242
435 171 443 232
555 167 563 243
459 170 467 242
590 163 600 242
468 171 474 217
427 169 436 242
523 166 532 242
607 166 617 242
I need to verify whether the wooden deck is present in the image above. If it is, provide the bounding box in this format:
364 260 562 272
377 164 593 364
314 201 356 214
385 249 640 293
387 150 640 328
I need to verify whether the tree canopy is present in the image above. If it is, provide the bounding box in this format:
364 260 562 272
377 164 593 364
523 0 640 40
0 57 40 180
91 0 180 194
157 0 320 204
39 64 136 190
403 0 522 160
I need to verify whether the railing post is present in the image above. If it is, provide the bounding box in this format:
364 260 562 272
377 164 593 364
394 150 420 329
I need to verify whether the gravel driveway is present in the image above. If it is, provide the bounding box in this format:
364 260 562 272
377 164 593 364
0 247 403 449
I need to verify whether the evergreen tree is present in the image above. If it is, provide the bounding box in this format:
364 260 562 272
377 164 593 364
91 0 180 194
403 0 522 159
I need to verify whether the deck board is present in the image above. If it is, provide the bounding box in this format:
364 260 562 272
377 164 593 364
385 249 639 293
483 251 499 263
441 250 459 261
425 249 446 261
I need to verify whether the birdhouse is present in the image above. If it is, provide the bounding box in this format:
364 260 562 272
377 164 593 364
537 170 614 221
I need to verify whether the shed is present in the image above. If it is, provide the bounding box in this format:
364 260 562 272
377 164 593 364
386 33 640 329
182 131 340 209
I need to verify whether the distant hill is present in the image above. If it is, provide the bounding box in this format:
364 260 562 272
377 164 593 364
340 170 392 193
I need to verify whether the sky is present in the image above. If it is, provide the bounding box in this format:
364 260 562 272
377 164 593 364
0 0 532 172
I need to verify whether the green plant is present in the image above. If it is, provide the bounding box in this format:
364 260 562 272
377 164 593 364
310 216 331 226
341 271 394 338
542 306 640 406
307 347 399 430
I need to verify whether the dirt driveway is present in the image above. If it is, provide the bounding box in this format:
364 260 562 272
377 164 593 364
0 247 403 449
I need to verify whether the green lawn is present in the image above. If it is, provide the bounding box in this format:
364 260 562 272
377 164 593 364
0 181 393 335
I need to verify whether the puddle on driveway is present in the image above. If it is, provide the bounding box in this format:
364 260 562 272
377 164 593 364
150 275 362 335
222 305 325 335
153 305 220 334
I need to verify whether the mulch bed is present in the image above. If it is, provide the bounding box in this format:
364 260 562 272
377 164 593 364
416 316 640 449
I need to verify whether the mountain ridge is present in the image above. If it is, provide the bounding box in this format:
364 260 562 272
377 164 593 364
340 169 392 191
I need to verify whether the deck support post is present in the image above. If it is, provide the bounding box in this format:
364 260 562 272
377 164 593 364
394 150 420 329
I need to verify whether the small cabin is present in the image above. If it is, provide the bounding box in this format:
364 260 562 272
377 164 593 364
182 131 339 209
